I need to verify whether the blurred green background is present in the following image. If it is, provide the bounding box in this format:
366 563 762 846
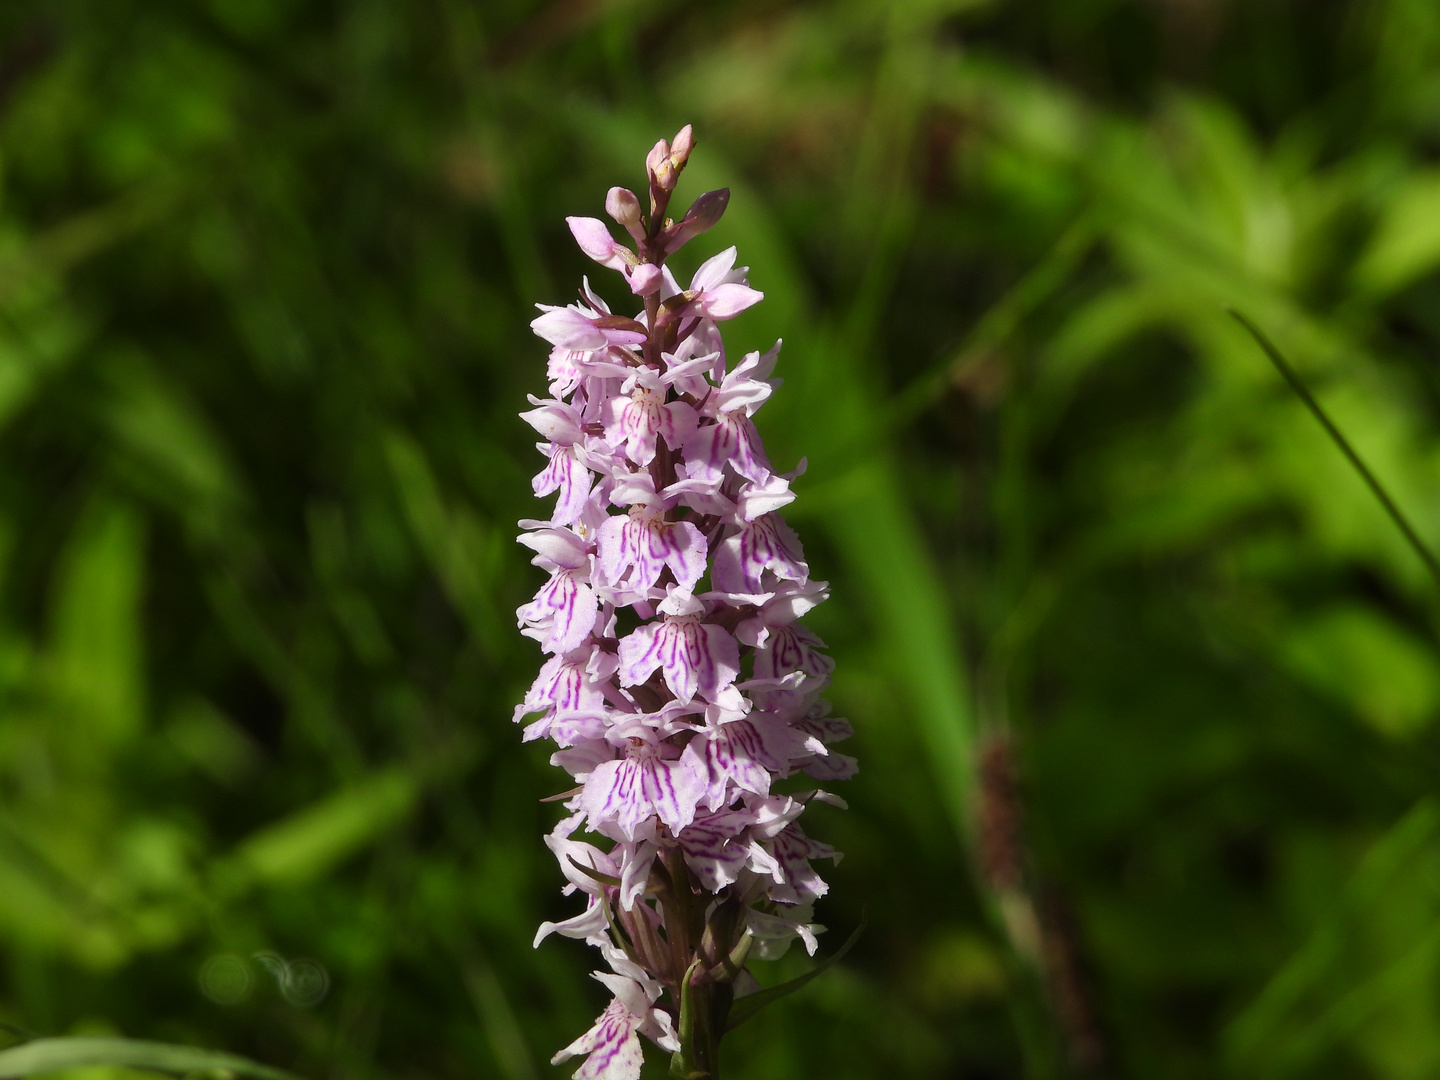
4 0 1440 1077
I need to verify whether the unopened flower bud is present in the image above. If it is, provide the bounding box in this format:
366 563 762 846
668 125 694 170
646 138 672 189
663 188 730 255
606 187 646 243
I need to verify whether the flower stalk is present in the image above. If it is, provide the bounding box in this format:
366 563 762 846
516 126 855 1079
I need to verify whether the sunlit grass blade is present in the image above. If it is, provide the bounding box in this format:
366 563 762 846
0 1037 301 1080
1228 307 1440 590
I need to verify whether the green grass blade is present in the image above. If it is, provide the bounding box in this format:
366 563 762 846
1228 308 1440 591
0 1037 301 1080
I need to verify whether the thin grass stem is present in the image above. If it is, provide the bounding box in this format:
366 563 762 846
1227 307 1440 591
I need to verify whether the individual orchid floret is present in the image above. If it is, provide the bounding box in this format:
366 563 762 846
602 366 697 466
618 588 740 706
577 726 705 842
516 125 854 1080
550 971 678 1080
531 304 648 351
567 216 662 296
595 498 707 597
711 512 809 596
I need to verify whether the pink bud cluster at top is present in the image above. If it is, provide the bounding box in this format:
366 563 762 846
514 126 855 1080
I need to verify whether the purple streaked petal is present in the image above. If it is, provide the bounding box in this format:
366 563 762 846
640 754 705 835
533 445 593 525
517 569 598 655
576 752 704 839
682 716 799 809
764 825 835 904
514 651 607 727
662 519 707 593
756 626 832 681
711 513 807 594
617 617 739 705
551 998 644 1080
596 513 706 594
677 818 750 891
605 391 698 467
615 622 661 686
802 751 859 782
681 413 770 485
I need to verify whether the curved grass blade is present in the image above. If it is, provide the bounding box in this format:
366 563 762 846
725 915 867 1032
0 1037 302 1080
1228 308 1440 590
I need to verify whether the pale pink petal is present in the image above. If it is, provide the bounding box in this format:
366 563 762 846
520 399 586 443
534 897 610 947
532 308 609 350
737 473 794 520
624 263 662 295
694 283 763 319
567 216 629 271
690 247 737 292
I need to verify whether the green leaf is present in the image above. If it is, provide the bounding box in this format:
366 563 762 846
566 855 621 889
1353 169 1440 296
669 959 704 1079
46 498 147 743
382 429 503 652
226 768 418 885
725 916 867 1031
1223 799 1440 1072
1279 605 1440 737
0 1037 300 1080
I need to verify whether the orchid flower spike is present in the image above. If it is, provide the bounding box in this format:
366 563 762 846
517 126 854 1080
